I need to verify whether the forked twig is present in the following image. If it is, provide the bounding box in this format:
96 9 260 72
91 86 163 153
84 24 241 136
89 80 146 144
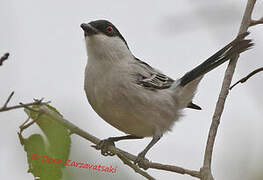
230 67 263 90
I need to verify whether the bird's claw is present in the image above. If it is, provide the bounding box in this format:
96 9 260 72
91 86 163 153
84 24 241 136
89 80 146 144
91 138 115 156
134 152 149 170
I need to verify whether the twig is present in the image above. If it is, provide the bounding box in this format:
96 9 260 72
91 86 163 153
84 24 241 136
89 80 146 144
19 112 43 133
37 105 201 179
19 117 31 130
117 153 156 180
0 53 10 66
0 94 50 112
250 16 263 26
2 91 14 109
0 101 46 112
230 67 263 90
149 162 201 178
201 0 257 180
19 102 40 113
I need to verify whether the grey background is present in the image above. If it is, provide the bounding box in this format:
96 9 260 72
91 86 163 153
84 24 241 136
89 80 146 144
0 0 263 179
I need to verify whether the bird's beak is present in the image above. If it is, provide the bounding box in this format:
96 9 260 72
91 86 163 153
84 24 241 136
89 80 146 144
80 23 98 36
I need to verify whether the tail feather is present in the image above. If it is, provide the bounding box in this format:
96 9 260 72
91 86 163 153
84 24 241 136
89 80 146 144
180 32 253 87
187 101 202 110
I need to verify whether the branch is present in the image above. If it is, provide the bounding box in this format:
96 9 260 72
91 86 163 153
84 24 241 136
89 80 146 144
201 0 257 179
230 67 263 90
250 16 263 26
116 153 156 180
2 91 15 109
37 105 201 179
0 92 50 112
0 52 10 66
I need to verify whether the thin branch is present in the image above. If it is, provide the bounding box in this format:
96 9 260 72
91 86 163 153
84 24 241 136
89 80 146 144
0 93 50 112
149 162 201 178
37 105 201 179
117 153 156 180
19 117 31 130
201 0 257 180
2 91 14 109
19 102 41 112
0 101 46 112
230 67 263 90
250 16 263 26
19 112 43 133
0 52 10 66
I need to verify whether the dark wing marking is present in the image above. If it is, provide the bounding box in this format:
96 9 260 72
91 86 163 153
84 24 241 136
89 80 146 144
134 57 174 90
134 57 202 111
187 102 202 110
139 73 174 89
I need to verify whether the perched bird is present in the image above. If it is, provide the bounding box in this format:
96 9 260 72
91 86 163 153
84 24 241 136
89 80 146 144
80 20 253 167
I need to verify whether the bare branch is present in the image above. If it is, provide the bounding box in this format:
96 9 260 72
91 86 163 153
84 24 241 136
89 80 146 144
250 16 263 26
37 105 201 179
19 117 31 130
0 93 50 112
149 162 201 178
19 112 43 133
0 52 10 66
230 67 263 90
116 153 156 180
19 102 41 112
0 101 47 112
201 0 257 180
2 91 14 109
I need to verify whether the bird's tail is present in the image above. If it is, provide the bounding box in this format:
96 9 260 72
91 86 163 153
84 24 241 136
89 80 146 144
179 32 253 87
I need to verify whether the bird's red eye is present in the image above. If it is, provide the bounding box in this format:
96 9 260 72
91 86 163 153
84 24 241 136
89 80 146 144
107 26 113 34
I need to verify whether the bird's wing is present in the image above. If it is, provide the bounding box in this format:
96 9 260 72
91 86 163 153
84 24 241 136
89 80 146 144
133 57 202 110
133 57 174 90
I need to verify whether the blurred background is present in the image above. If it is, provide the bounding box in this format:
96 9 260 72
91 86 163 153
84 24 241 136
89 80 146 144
0 0 263 179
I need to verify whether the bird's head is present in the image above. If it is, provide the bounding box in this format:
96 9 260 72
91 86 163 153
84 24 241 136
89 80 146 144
81 20 131 60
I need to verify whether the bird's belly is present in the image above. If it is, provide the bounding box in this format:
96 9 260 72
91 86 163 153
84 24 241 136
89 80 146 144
86 88 155 136
85 77 179 137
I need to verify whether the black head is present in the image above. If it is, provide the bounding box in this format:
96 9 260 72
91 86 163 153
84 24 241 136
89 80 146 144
80 20 128 48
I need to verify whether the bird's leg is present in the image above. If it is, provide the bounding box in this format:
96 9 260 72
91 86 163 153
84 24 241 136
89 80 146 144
92 135 143 156
134 134 162 169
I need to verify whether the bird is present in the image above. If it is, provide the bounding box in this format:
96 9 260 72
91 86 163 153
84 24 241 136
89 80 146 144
80 19 253 168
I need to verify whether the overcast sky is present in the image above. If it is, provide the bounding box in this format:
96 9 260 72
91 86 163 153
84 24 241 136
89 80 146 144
1 0 263 180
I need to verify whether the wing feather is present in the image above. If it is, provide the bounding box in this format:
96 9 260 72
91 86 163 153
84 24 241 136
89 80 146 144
133 57 174 90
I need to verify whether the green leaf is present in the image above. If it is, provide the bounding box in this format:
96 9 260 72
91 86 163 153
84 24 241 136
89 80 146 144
22 105 71 180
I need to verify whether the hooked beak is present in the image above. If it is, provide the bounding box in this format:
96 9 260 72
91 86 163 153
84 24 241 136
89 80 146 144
80 23 98 36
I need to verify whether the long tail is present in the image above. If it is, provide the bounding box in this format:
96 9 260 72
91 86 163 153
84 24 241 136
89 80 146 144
179 32 253 87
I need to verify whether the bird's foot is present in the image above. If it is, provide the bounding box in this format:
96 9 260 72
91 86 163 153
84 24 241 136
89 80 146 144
91 138 115 156
134 152 149 170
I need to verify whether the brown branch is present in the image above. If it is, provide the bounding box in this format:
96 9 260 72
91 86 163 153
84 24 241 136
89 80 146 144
37 105 201 179
201 0 257 180
149 162 201 178
116 153 156 180
19 112 43 134
0 101 48 112
250 16 263 26
0 52 10 66
2 91 15 109
230 67 263 90
0 92 50 112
